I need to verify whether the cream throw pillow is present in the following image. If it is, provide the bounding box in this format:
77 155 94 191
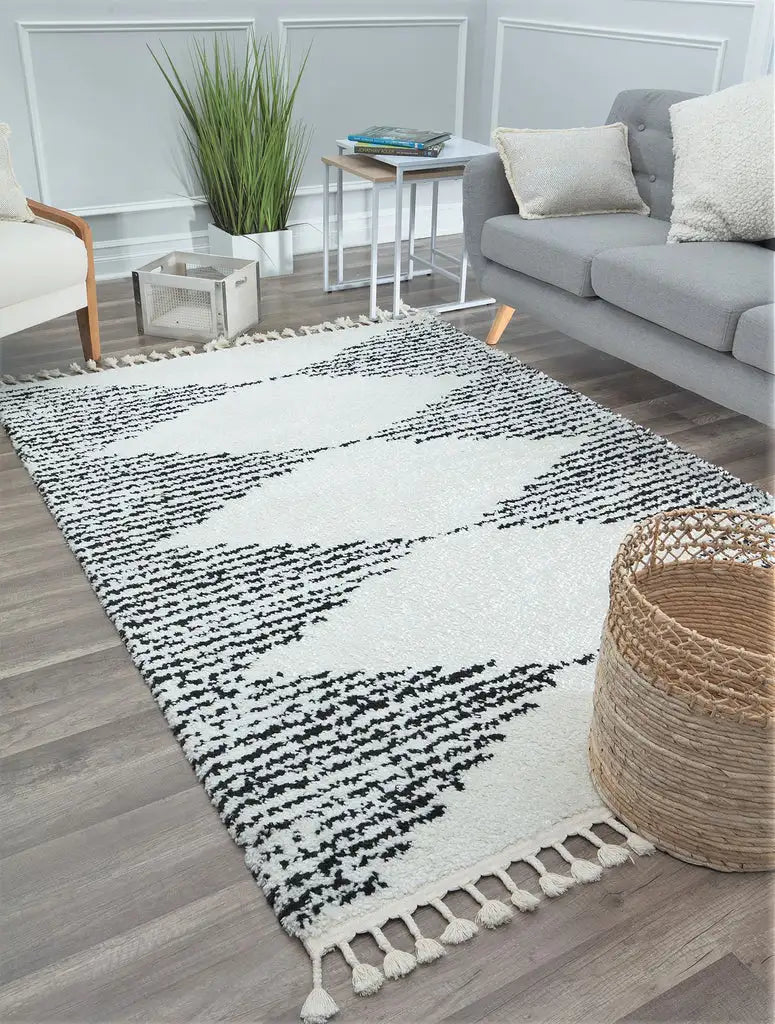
492 123 648 219
668 77 775 242
0 124 34 222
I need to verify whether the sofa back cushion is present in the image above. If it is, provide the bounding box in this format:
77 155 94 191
606 89 696 221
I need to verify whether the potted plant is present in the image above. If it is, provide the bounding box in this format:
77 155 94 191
151 35 309 277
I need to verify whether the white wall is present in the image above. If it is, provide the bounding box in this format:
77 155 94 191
0 0 767 279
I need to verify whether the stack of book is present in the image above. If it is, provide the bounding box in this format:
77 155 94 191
347 127 451 158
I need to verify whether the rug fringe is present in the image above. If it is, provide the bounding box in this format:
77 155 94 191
0 304 428 387
299 814 654 1023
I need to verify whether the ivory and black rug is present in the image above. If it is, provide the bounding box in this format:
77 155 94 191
1 312 769 1023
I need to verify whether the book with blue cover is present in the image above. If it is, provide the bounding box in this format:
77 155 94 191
354 141 445 158
347 126 451 149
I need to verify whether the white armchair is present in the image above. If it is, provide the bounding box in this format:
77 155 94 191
0 200 100 362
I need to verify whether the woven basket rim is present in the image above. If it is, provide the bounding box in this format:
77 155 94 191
611 507 775 671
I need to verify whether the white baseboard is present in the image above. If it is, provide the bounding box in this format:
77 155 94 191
94 231 210 281
93 203 464 281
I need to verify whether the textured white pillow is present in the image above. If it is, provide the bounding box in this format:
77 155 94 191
668 77 775 243
492 123 649 219
0 124 34 223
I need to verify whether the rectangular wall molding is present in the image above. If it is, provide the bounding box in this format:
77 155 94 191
17 18 256 206
490 18 728 129
278 16 468 138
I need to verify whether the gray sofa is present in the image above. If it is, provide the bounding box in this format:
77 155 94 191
463 89 775 426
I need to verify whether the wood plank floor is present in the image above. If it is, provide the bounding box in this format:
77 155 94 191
1 238 773 1024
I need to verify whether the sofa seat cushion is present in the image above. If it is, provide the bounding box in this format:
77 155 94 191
591 241 774 352
480 213 669 297
0 219 87 307
732 304 774 374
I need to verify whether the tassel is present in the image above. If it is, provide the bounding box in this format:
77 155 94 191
597 843 632 867
493 868 542 912
524 855 575 897
399 913 446 963
414 935 446 963
606 818 657 856
370 927 416 979
430 898 478 944
551 842 603 884
463 883 513 929
339 941 383 996
578 828 633 867
299 954 339 1024
570 857 603 883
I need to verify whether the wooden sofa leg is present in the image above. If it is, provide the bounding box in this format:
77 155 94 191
76 259 100 363
486 305 515 346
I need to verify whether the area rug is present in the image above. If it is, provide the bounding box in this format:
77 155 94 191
1 311 770 1022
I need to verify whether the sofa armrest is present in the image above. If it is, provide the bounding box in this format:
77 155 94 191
463 153 517 284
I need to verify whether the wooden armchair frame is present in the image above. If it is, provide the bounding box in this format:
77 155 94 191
26 199 100 362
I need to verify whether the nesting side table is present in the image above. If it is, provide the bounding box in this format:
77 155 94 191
322 136 496 319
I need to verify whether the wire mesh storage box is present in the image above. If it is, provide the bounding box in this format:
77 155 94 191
132 251 260 342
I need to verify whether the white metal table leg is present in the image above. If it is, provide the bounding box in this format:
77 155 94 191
336 166 344 285
430 180 439 268
322 162 330 292
392 167 403 317
407 183 417 282
369 185 379 321
458 247 469 304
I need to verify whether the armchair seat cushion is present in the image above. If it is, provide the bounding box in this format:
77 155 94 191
591 242 775 351
480 213 669 297
0 219 87 308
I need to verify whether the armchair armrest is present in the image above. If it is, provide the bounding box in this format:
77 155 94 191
26 199 100 362
463 153 517 284
27 199 93 247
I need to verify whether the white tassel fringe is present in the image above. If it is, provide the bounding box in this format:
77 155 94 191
371 927 416 979
524 855 575 897
493 868 541 911
1 305 429 386
578 828 633 867
551 842 603 884
414 935 446 963
430 898 479 944
300 955 339 1024
338 942 383 997
605 818 657 856
399 913 446 963
299 816 650 1021
463 883 513 929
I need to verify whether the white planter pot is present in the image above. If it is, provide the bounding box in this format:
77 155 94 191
208 224 293 278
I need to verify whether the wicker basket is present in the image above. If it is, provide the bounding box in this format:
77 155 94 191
589 507 775 872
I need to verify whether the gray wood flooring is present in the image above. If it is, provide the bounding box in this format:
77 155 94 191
1 237 773 1023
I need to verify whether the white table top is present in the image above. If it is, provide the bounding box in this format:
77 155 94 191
336 135 495 170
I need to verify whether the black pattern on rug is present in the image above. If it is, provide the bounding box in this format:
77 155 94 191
1 317 770 941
